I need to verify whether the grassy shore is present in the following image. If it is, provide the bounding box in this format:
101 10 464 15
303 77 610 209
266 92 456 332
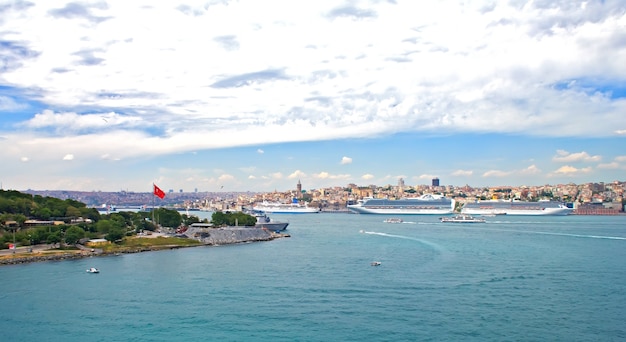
0 236 203 265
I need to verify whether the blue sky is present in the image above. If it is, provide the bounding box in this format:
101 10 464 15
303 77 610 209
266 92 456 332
1 0 625 192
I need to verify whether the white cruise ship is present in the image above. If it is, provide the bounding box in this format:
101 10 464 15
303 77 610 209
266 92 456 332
461 200 572 216
252 198 320 214
347 194 455 215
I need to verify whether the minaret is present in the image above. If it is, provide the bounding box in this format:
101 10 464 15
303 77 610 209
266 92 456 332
297 179 302 194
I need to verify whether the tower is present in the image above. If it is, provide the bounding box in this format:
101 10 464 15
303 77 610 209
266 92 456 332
398 178 405 193
432 177 440 187
297 179 302 194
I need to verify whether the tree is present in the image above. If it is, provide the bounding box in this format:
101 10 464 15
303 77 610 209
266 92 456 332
64 226 85 244
182 214 201 226
211 211 256 226
34 207 53 220
96 220 115 234
66 206 81 221
47 231 62 245
153 208 182 228
105 227 125 242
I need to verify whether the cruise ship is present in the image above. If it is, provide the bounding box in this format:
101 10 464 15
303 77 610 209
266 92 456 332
347 194 455 215
252 198 320 214
461 200 572 216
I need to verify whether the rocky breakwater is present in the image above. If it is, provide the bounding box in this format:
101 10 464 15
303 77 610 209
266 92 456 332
186 226 287 245
0 252 86 265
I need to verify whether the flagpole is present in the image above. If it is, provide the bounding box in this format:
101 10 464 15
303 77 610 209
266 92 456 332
152 183 155 228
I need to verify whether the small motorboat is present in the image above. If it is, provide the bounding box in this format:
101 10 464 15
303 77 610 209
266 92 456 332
371 261 382 266
86 267 100 273
384 218 403 223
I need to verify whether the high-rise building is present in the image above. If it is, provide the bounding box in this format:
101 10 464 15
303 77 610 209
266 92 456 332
432 178 440 187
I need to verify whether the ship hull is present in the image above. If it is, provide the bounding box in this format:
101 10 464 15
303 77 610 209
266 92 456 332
255 222 289 231
461 201 572 216
347 206 453 215
347 194 455 215
461 208 572 216
252 206 320 214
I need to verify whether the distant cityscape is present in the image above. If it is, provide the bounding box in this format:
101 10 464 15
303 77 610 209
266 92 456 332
20 178 626 215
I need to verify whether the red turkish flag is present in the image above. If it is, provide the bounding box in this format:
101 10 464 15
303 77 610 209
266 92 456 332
153 184 166 199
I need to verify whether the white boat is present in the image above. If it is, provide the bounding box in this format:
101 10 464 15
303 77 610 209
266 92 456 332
252 198 320 214
86 267 100 273
250 210 289 231
440 214 486 223
461 200 572 216
348 194 455 215
371 261 382 266
384 218 403 223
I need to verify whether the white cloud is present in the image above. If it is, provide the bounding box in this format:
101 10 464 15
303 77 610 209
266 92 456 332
451 169 473 176
313 172 350 180
552 150 602 163
22 110 142 132
20 157 29 162
218 174 235 182
1 1 625 191
597 162 619 169
63 154 74 161
0 96 26 111
551 165 593 175
519 165 541 175
361 174 375 180
615 156 626 162
288 170 306 179
483 170 511 177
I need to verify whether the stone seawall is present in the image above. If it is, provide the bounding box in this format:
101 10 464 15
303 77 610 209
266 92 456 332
0 253 86 265
187 227 275 245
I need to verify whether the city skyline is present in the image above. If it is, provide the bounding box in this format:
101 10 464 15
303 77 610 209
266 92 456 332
1 1 625 192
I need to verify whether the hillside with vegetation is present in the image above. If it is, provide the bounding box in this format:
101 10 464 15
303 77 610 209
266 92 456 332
0 189 204 250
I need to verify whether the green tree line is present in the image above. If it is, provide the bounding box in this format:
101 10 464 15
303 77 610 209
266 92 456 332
0 190 205 249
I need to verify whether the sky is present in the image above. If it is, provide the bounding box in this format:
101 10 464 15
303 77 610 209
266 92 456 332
0 0 625 193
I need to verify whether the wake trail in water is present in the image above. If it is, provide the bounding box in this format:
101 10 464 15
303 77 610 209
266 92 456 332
475 227 626 240
361 230 444 251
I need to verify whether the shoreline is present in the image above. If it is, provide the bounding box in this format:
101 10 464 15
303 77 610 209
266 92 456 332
1 227 289 267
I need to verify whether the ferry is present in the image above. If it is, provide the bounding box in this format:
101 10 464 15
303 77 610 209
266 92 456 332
252 198 320 214
440 214 485 223
347 194 455 215
461 200 572 216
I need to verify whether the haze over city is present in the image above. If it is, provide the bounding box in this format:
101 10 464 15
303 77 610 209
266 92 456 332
1 1 625 192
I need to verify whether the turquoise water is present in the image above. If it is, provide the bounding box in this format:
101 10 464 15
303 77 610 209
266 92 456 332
1 214 625 341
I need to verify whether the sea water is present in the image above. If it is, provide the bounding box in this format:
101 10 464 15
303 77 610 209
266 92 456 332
0 214 625 341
